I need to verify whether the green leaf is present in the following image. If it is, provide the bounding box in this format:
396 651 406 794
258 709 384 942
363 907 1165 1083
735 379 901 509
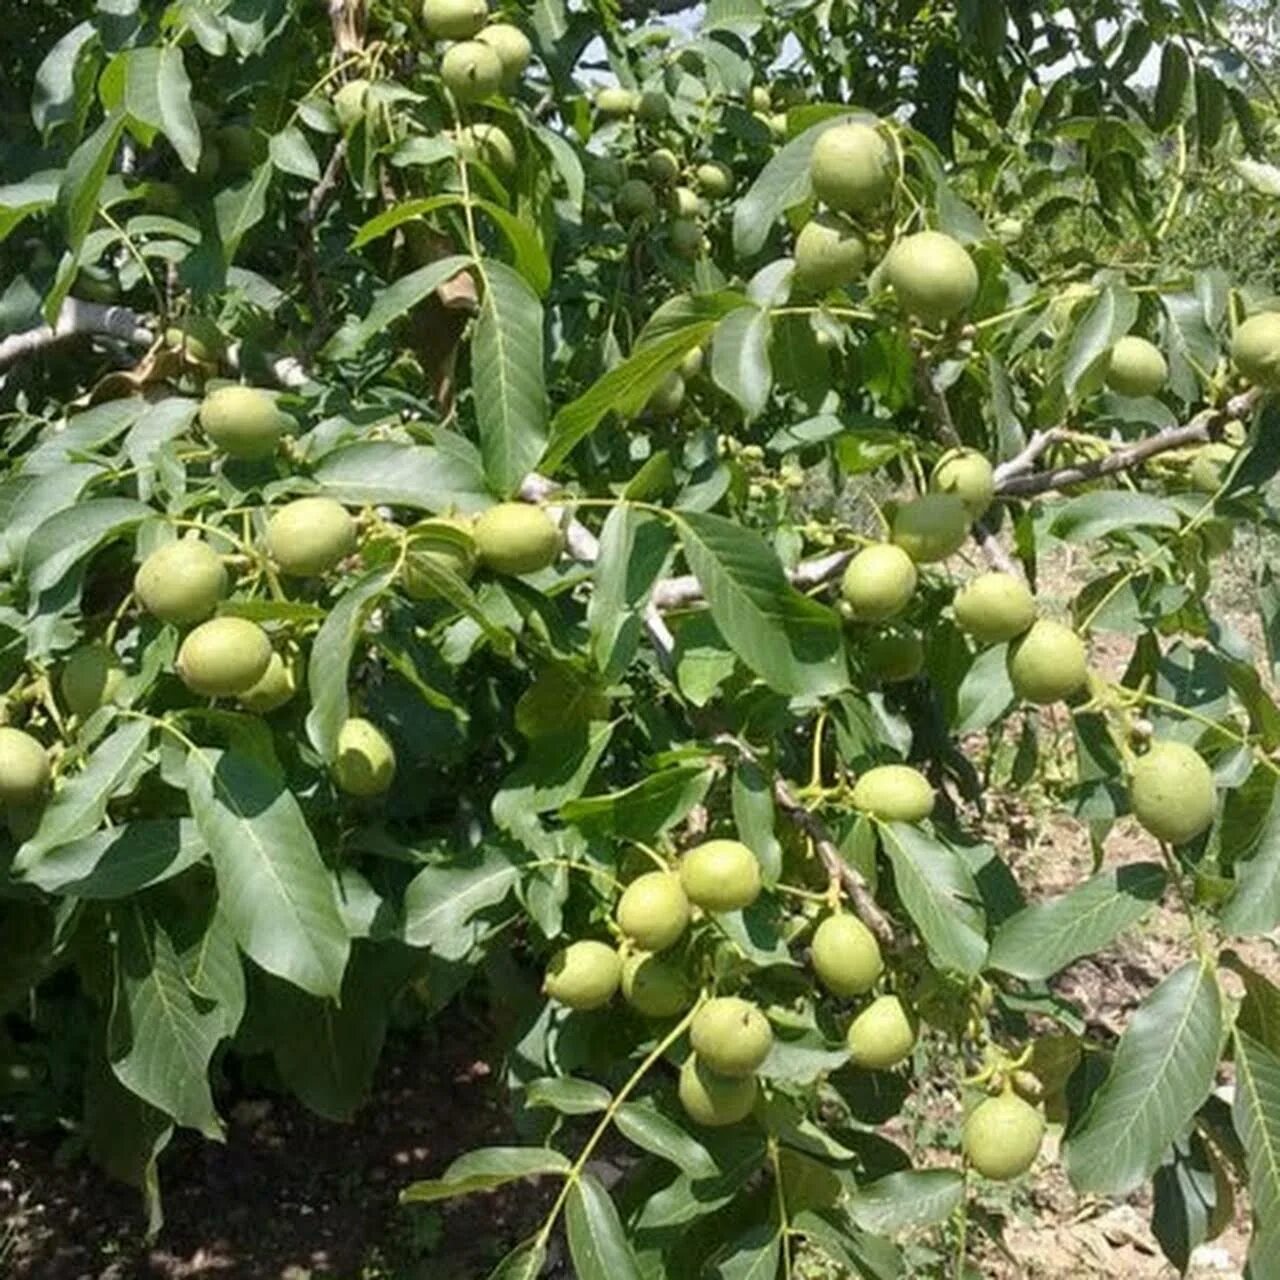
332 254 473 356
588 506 674 679
953 644 1015 734
1050 491 1181 543
186 748 350 1000
1062 284 1137 398
313 439 489 513
791 1206 902 1280
1233 1029 1280 1277
714 1223 781 1279
19 818 204 898
212 162 273 265
731 760 783 885
673 510 846 697
485 1238 548 1279
1065 960 1223 1196
848 1169 964 1234
402 1147 570 1206
0 170 60 243
402 850 518 960
542 319 726 473
108 902 224 1138
304 568 395 762
1221 769 1280 936
614 1098 719 1178
55 110 128 276
527 1076 613 1115
20 498 152 595
560 765 714 839
14 720 151 868
1153 42 1190 130
732 115 851 258
711 305 773 419
988 863 1167 980
473 259 548 495
269 125 321 180
565 1171 644 1280
32 22 99 142
879 823 987 975
24 397 147 473
109 47 201 172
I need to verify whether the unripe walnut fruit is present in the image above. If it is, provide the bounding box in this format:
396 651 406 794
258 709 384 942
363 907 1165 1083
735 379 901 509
1106 335 1168 398
543 940 620 1010
793 215 867 293
811 914 883 997
852 764 934 823
1007 619 1087 705
134 539 227 624
60 645 124 718
646 371 685 416
809 122 893 214
198 385 289 460
266 497 356 577
891 494 969 563
885 231 979 325
422 0 487 40
475 22 531 88
690 997 773 1077
615 178 656 222
841 544 917 622
616 871 690 952
1128 740 1216 845
238 651 297 713
176 617 272 697
694 161 733 198
0 728 51 808
595 86 637 117
679 839 762 913
963 1092 1046 1181
678 1055 757 1127
846 994 916 1070
473 504 561 575
333 717 396 797
930 448 995 518
441 40 503 102
953 572 1037 645
1232 312 1280 389
864 630 924 683
621 952 691 1018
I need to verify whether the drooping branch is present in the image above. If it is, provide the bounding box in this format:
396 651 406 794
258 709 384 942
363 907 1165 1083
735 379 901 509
714 734 900 949
0 298 154 372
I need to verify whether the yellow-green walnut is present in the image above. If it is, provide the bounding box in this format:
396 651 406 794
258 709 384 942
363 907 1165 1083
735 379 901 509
1232 312 1280 389
846 994 916 1070
811 914 883 997
198 385 290 460
475 22 531 88
176 617 272 697
885 231 979 325
134 538 228 624
963 1091 1046 1181
689 997 773 1077
841 544 918 622
441 40 503 102
931 448 995 517
1007 619 1087 705
953 572 1037 645
678 1055 757 1127
1106 336 1168 398
0 728 51 808
473 504 561 575
695 161 734 198
1128 740 1216 845
333 717 397 797
422 0 487 39
238 652 297 713
616 871 690 952
679 839 762 913
266 497 356 577
621 952 692 1018
543 940 621 1011
891 494 969 563
793 215 867 293
852 764 935 823
809 122 893 213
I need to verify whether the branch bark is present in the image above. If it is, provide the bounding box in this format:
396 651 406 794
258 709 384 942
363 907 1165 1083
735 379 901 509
0 299 154 372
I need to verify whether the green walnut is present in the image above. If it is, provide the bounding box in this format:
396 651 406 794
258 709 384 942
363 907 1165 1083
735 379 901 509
680 839 762 913
953 572 1037 645
595 86 638 117
963 1091 1046 1181
793 215 867 294
1232 312 1280 389
885 231 979 325
689 997 773 1077
695 161 733 198
1129 740 1216 845
403 517 477 599
134 538 228 624
811 913 883 997
749 86 771 112
422 0 487 40
621 952 692 1018
176 617 272 698
931 448 995 518
473 503 561 575
646 371 686 417
635 90 668 122
164 316 223 367
841 544 918 622
669 218 702 259
266 497 356 577
543 940 621 1011
198 385 290 460
333 717 396 797
475 22 531 88
668 185 702 219
441 40 503 102
846 994 916 1070
646 148 680 184
615 178 657 222
1106 335 1168 398
809 121 893 214
238 652 297 714
60 645 124 718
678 1055 757 1127
616 871 690 952
1189 442 1236 493
1007 619 1087 705
0 728 51 808
891 494 969 564
679 346 705 379
852 764 935 823
864 630 924 683
457 122 517 174
333 79 370 131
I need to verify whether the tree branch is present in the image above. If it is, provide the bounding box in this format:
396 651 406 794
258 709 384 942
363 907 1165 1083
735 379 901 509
0 299 154 372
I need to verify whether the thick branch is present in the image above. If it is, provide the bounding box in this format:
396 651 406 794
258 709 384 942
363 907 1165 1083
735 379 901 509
0 299 153 372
